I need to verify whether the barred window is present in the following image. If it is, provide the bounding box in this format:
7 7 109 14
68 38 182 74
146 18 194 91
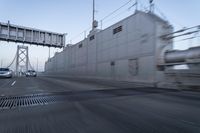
90 35 95 41
113 26 122 34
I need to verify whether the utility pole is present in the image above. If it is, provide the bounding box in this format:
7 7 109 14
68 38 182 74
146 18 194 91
135 0 138 11
149 0 154 13
37 58 38 72
63 33 68 48
92 0 95 29
1 59 3 68
92 0 98 30
48 47 51 59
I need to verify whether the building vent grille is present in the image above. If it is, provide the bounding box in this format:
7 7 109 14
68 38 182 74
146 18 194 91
89 35 95 41
113 26 123 34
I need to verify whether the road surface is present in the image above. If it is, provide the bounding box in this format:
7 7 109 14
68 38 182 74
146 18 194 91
0 76 200 133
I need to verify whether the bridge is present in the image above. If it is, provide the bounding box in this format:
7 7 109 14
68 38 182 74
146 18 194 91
0 21 66 75
5 45 34 76
0 1 200 133
0 21 65 48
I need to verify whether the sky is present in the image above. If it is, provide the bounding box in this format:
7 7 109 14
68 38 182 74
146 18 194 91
0 0 199 71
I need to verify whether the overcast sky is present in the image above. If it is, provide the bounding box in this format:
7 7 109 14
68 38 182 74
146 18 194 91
0 0 199 71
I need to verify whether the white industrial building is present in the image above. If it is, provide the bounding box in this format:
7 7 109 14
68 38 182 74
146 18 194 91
45 11 200 89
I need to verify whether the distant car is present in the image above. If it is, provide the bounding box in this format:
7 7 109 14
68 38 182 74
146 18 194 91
0 68 13 78
26 70 37 77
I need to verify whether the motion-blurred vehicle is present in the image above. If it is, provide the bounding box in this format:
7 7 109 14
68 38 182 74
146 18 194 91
25 70 37 77
0 68 13 78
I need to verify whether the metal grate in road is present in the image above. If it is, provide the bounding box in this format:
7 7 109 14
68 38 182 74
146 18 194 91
0 87 167 110
0 94 66 110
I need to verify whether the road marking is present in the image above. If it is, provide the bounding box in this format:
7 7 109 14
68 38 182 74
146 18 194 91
181 120 200 126
0 80 13 88
11 81 16 86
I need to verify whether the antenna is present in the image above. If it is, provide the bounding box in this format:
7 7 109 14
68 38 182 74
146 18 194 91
92 0 95 25
135 0 138 11
92 0 98 30
149 0 154 13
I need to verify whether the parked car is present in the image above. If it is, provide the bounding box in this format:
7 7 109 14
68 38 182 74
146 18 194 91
0 68 13 78
25 70 37 77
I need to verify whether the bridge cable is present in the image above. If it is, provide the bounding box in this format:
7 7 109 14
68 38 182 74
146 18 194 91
6 51 17 68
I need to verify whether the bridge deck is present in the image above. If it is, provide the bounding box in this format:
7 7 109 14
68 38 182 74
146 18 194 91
0 76 200 133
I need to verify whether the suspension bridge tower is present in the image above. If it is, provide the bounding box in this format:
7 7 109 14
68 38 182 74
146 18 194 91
16 45 29 76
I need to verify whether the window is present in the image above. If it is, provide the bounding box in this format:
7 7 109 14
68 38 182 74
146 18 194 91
90 35 95 41
78 43 83 48
113 26 123 34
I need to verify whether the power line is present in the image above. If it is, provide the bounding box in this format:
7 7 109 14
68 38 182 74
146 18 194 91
67 0 134 44
174 35 200 43
101 7 132 28
70 26 91 42
101 0 132 21
161 25 200 39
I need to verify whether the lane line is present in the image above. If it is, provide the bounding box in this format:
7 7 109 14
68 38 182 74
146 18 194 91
11 81 16 86
0 79 13 88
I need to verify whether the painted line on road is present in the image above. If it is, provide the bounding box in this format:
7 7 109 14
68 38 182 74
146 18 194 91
11 81 16 86
0 80 13 88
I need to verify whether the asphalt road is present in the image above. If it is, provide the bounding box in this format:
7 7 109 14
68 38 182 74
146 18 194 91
0 76 200 133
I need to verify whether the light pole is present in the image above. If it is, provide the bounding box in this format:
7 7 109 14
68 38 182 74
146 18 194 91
48 47 51 60
1 59 3 68
63 33 68 48
37 58 38 72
